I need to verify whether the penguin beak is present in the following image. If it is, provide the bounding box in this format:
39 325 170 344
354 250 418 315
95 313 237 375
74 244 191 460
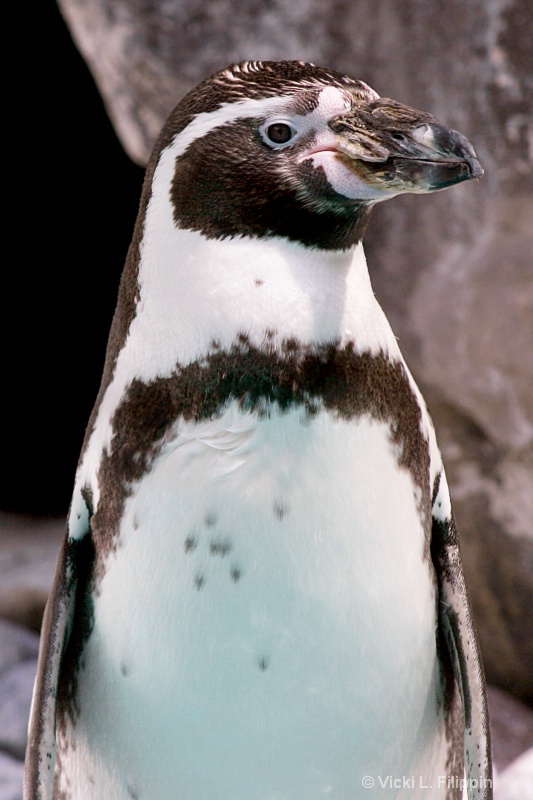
329 98 483 194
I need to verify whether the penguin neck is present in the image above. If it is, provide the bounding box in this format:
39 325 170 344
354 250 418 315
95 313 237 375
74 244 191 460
74 221 404 526
112 225 397 385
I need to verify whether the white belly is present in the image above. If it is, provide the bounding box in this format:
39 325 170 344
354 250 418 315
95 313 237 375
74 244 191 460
65 404 448 799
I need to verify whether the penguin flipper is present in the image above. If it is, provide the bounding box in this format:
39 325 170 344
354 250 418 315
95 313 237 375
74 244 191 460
431 473 493 800
24 497 94 800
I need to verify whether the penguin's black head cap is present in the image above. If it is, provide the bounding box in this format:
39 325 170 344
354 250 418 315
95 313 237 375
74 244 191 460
147 60 483 251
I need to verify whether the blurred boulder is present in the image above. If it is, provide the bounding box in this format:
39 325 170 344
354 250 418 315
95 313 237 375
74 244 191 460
56 0 533 701
0 620 39 800
487 685 533 771
0 514 64 632
0 750 24 800
495 748 533 800
0 660 38 761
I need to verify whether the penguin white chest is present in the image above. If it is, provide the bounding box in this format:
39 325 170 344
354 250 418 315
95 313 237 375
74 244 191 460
69 403 445 799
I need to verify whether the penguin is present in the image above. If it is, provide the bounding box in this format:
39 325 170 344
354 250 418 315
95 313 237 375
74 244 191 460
25 61 492 800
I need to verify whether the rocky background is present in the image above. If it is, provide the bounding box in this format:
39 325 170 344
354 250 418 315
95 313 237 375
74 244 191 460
1 0 532 797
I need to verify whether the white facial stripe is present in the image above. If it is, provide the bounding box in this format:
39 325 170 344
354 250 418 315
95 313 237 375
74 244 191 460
170 86 359 159
171 95 297 158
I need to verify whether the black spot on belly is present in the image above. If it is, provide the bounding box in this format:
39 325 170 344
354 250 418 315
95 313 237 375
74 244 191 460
230 566 242 583
210 539 232 557
204 513 217 527
184 534 198 553
194 573 206 590
273 501 288 520
254 278 264 286
120 661 130 677
127 785 139 799
258 656 270 671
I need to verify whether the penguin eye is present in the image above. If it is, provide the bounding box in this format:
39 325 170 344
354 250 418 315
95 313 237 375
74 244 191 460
266 123 293 144
264 122 297 146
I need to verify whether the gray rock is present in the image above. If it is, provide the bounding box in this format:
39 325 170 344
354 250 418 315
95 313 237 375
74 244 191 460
0 622 37 799
0 750 23 800
48 0 533 709
410 197 533 451
0 622 39 796
0 620 39 674
425 393 533 704
0 512 64 632
0 659 37 760
496 748 533 800
488 685 533 771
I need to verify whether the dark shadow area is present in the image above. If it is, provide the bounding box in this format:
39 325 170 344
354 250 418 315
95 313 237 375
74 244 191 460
3 4 145 514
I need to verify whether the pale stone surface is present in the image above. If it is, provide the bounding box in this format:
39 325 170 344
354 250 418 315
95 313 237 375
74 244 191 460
487 685 533 771
0 619 39 673
51 0 533 719
0 660 38 760
410 196 533 451
0 619 39 800
0 513 64 632
495 748 533 800
0 751 24 800
427 393 533 703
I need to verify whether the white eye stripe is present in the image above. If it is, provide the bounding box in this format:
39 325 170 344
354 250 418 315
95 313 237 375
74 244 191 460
169 95 297 159
167 86 356 162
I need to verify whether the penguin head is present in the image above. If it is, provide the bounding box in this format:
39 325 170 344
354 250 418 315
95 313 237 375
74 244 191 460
145 60 483 250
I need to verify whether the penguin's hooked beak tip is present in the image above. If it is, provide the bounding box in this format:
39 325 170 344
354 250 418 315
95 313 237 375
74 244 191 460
330 99 483 195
